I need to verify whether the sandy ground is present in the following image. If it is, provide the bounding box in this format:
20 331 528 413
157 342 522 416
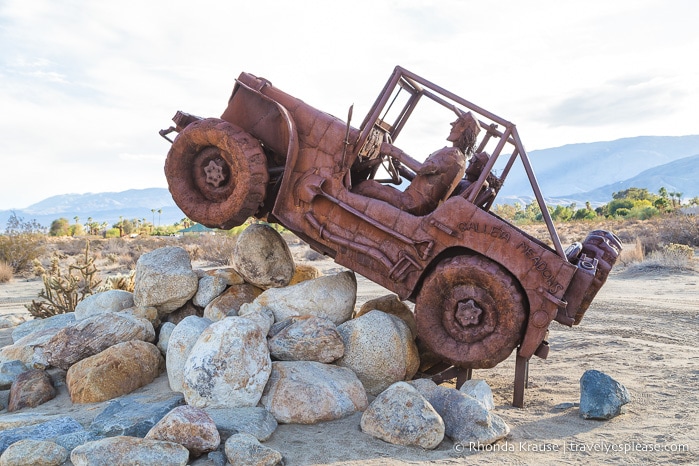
0 253 697 465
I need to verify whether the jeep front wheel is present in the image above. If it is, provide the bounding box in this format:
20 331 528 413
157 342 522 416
164 118 268 229
415 254 527 369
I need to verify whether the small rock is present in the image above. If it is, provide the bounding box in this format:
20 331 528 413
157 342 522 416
11 314 75 344
427 386 509 446
361 381 444 449
459 379 495 411
166 316 211 392
146 405 220 457
288 264 321 285
202 267 245 286
0 417 83 455
224 433 282 466
163 300 203 325
335 310 419 396
0 360 28 390
70 436 189 466
237 308 275 335
0 439 68 466
244 271 357 325
261 361 367 424
355 294 417 338
66 341 163 403
7 369 56 411
203 406 278 441
44 312 155 370
73 290 134 320
90 391 185 438
553 402 578 410
120 306 160 327
267 315 344 363
579 369 631 420
233 224 295 289
157 322 176 355
182 317 271 408
133 246 199 315
204 284 262 321
193 274 229 308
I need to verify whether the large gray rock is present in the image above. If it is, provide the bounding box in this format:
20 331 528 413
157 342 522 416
133 246 198 314
0 439 68 466
355 294 418 338
203 407 278 441
260 361 367 424
73 290 134 320
242 271 357 326
224 433 282 466
166 316 211 392
90 392 185 438
66 341 163 403
53 430 103 453
360 381 444 449
579 369 631 419
428 386 509 446
43 312 155 370
145 405 220 457
204 284 262 321
233 223 295 289
182 317 271 408
11 313 75 344
268 315 344 363
335 310 419 396
0 417 83 455
70 436 189 466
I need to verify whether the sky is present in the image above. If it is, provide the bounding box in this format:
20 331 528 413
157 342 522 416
1 0 697 210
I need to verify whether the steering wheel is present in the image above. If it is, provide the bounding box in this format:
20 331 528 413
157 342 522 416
382 155 402 184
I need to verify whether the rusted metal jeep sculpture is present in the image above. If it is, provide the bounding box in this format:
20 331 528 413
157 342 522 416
160 66 621 406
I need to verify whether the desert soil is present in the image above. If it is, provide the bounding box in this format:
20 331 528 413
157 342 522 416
0 250 697 465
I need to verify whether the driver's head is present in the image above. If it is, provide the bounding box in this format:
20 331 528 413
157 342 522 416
448 111 480 155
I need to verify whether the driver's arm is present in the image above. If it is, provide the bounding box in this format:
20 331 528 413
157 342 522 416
379 142 423 173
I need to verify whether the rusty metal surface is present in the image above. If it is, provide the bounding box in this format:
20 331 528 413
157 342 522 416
161 67 621 398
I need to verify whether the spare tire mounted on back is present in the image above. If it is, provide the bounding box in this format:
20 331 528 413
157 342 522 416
164 118 269 229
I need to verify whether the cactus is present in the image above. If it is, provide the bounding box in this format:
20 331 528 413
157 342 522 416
25 241 101 318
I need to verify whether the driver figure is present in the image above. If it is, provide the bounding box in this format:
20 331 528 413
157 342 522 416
354 111 480 216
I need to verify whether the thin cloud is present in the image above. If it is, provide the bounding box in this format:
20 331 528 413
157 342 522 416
542 77 686 127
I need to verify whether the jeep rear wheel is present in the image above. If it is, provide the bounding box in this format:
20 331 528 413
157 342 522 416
415 254 527 369
164 118 269 229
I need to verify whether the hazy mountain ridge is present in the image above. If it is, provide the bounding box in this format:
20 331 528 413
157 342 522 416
1 135 698 229
498 135 699 200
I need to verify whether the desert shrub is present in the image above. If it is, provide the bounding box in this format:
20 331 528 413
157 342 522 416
619 237 645 266
656 214 699 247
26 241 101 318
100 270 136 292
0 213 47 274
626 242 696 274
191 234 237 265
0 261 12 283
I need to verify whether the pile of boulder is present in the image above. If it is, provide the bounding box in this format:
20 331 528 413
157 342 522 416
0 224 509 465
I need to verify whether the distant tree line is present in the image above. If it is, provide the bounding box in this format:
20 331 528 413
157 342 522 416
494 186 698 223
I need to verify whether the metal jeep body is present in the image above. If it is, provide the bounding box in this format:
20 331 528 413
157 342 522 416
161 66 621 406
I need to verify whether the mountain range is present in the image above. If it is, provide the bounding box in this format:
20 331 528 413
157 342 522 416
1 135 698 230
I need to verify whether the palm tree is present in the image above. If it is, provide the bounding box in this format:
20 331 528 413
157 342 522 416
151 209 156 226
158 209 162 226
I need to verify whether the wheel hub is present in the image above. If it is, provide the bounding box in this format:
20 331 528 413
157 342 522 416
454 299 482 327
204 159 226 187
